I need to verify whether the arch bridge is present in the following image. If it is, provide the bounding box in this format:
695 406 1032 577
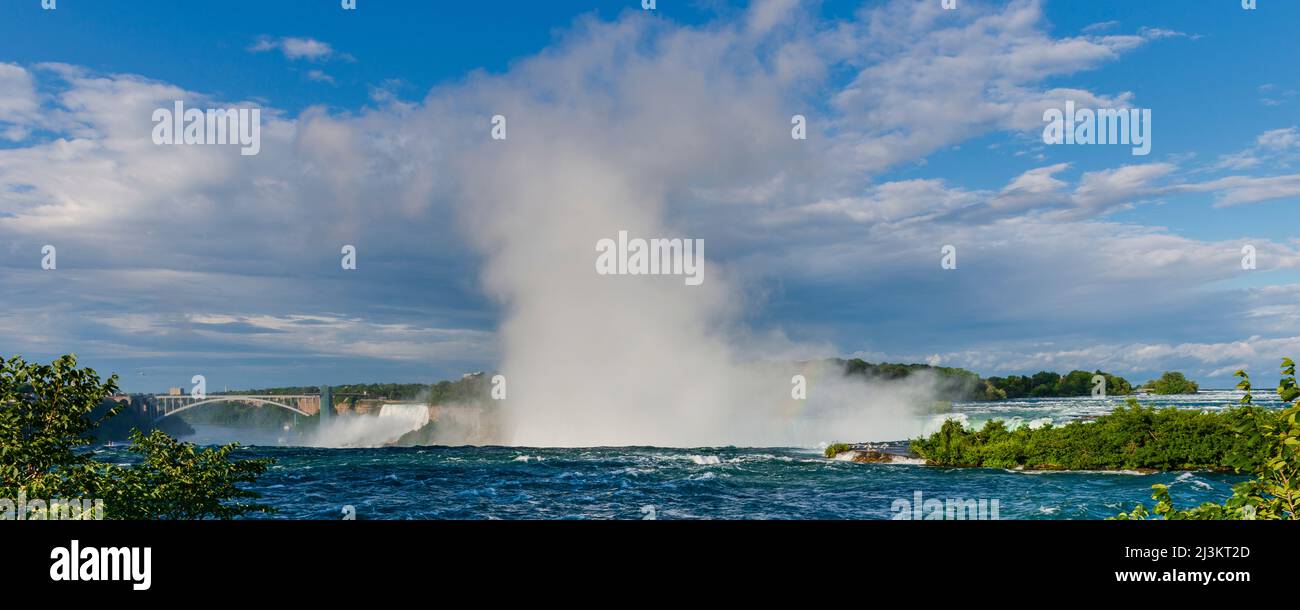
150 394 323 422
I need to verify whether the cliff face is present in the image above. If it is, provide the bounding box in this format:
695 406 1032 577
333 398 386 416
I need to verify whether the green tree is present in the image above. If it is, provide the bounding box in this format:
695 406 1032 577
1145 371 1199 395
1055 370 1094 396
1 354 273 519
1103 372 1134 396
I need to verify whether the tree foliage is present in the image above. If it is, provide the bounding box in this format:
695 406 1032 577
0 354 272 519
1143 371 1200 395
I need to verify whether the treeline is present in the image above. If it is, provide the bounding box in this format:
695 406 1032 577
226 382 427 400
232 373 494 406
179 401 298 427
983 370 1132 399
840 358 984 399
838 359 1134 401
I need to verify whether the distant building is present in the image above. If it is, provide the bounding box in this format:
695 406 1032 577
167 387 182 396
462 371 485 379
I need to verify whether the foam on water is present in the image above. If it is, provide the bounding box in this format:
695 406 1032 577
1174 471 1214 490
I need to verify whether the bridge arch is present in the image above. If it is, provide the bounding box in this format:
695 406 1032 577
153 397 312 422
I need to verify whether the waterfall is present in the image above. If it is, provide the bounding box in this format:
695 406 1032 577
377 403 430 430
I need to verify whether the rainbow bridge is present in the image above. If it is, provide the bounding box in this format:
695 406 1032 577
149 387 335 424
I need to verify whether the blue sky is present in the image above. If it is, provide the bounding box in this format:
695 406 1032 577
2 0 1299 393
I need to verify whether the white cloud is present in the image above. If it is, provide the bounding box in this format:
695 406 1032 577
0 62 41 140
249 36 341 61
1082 21 1120 34
1257 126 1300 150
1187 173 1300 206
1209 125 1300 172
305 69 336 84
1066 163 1177 214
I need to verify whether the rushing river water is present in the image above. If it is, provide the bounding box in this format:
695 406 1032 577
207 444 1239 520
105 390 1269 520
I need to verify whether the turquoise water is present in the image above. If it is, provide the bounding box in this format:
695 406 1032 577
218 444 1243 520
121 391 1268 520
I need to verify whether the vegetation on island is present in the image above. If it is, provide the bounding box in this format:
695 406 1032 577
1141 371 1200 395
824 443 853 459
841 359 986 399
1114 361 1300 520
838 358 1134 401
982 370 1133 399
1 354 273 519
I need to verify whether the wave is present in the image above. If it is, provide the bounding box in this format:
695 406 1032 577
1174 471 1214 490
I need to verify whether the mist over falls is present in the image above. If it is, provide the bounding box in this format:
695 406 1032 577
453 125 942 448
307 404 431 448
